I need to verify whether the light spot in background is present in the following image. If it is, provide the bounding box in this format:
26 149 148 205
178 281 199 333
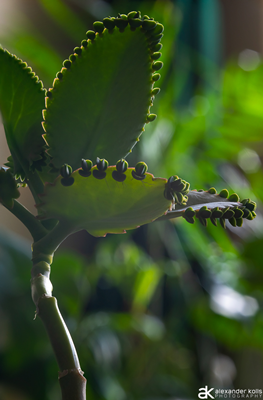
238 148 261 173
189 95 210 116
210 284 259 318
0 0 21 37
219 163 249 187
133 315 165 341
207 250 243 287
211 354 236 386
238 49 261 71
90 329 121 367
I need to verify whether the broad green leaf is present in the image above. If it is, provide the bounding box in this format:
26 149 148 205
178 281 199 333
37 166 171 237
37 163 257 236
0 48 46 173
43 16 163 170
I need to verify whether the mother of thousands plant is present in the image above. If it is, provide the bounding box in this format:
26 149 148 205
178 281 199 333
0 11 257 400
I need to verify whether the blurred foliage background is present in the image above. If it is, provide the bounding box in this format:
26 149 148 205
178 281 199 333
1 0 263 399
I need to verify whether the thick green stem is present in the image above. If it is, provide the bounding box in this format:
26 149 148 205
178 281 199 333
6 186 86 396
32 221 73 263
59 370 87 400
4 200 48 241
31 259 86 399
31 221 86 399
27 175 44 205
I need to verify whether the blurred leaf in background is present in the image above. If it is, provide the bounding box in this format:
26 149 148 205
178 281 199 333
1 0 263 399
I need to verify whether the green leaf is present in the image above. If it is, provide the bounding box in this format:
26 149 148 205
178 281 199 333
157 189 257 227
0 167 20 208
43 17 163 170
0 48 46 174
37 166 171 237
162 191 240 216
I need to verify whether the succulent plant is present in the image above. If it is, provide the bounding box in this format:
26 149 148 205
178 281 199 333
0 11 257 399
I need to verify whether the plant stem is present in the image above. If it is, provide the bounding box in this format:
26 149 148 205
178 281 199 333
7 194 86 396
32 221 74 262
37 294 87 398
4 200 48 241
25 169 45 203
31 251 87 398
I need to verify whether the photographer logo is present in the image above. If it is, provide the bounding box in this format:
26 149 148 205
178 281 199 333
198 387 263 399
198 386 215 399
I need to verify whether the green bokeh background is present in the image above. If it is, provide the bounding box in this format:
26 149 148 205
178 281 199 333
0 0 263 399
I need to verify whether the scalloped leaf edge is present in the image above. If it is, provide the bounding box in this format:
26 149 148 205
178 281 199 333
42 12 164 164
157 186 257 228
